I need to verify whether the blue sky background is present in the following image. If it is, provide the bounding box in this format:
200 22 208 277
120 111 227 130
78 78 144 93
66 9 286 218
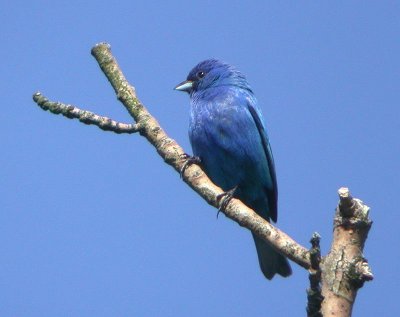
1 1 399 316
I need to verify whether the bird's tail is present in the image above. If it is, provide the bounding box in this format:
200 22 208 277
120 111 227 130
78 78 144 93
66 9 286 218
252 233 292 280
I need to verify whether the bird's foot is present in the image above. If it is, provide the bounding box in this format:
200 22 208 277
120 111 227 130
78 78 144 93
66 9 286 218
180 154 201 178
216 185 238 218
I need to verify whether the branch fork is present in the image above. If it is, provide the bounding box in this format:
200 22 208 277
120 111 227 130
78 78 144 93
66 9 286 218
32 43 373 317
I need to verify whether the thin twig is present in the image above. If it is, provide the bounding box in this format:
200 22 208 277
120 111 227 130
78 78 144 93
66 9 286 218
33 92 141 134
307 232 323 317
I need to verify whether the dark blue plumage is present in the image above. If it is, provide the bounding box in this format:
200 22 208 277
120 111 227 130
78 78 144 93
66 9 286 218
175 59 291 279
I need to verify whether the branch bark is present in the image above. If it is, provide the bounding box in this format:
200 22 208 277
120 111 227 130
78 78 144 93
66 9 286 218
33 42 310 269
33 93 140 134
32 43 373 316
307 232 323 317
320 188 373 316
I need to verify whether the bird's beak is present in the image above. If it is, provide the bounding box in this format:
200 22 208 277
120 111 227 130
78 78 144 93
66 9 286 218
174 80 193 92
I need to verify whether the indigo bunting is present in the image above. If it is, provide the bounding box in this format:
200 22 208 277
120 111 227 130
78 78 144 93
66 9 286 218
175 59 291 280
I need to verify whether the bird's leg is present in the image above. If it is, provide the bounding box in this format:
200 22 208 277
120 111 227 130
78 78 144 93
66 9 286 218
216 185 239 218
180 154 202 178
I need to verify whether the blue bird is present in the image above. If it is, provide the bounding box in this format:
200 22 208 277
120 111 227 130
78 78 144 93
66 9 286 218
175 59 292 279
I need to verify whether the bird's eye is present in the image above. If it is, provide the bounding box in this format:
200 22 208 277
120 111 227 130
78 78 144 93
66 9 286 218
197 71 205 79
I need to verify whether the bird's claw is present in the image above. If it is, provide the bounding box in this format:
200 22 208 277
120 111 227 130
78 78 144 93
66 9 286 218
216 185 238 218
180 154 201 178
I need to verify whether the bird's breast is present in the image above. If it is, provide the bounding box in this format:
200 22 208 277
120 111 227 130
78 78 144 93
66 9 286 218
188 101 265 195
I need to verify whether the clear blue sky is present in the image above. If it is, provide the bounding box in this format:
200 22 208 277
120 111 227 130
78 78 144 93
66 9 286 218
1 1 399 316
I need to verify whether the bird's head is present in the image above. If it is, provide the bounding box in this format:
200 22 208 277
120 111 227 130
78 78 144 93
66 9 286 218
174 59 251 94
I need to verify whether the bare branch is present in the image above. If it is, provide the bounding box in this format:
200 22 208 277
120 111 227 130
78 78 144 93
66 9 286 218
32 42 311 270
321 187 373 317
33 43 375 316
307 232 323 317
32 92 141 134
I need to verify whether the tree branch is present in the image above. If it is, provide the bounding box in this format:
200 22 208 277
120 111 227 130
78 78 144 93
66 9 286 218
307 232 323 317
320 187 373 317
32 43 374 316
32 42 310 269
33 92 141 134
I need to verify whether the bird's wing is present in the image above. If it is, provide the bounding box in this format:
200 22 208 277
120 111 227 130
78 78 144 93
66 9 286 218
247 103 278 222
